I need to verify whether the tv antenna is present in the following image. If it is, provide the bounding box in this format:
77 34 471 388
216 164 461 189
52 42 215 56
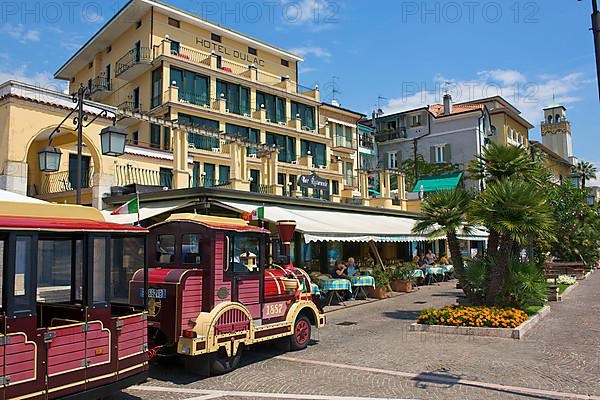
375 95 387 116
323 76 341 104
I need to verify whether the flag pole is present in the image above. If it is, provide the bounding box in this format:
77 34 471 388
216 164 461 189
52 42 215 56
136 190 141 226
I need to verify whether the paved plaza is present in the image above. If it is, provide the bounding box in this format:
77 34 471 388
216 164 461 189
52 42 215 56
114 272 600 400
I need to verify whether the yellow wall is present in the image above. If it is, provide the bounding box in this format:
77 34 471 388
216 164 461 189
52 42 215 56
491 112 529 147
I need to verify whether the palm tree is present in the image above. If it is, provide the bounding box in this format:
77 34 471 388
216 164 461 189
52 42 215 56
467 142 543 186
572 161 598 188
412 189 471 280
469 177 555 305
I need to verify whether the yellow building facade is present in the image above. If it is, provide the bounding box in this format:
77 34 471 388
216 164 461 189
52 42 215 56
462 96 533 147
0 0 403 209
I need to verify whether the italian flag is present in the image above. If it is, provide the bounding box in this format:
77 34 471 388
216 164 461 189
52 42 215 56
251 206 264 221
111 197 139 215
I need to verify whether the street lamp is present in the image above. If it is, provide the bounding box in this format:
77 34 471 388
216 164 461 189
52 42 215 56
579 0 600 101
39 84 124 204
100 125 127 156
38 146 62 172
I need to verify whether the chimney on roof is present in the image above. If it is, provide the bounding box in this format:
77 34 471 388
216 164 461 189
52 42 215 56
443 94 452 115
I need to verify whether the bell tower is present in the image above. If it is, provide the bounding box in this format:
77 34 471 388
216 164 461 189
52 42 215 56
541 103 573 162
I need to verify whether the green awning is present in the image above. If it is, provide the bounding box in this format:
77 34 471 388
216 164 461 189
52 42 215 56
413 172 463 193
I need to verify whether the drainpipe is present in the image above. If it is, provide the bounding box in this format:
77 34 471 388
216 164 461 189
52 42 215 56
413 110 433 183
476 109 485 191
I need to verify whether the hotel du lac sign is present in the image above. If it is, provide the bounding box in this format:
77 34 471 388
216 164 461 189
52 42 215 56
298 173 329 190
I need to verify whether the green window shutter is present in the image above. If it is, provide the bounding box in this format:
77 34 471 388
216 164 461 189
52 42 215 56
443 144 451 163
396 151 402 163
430 146 436 163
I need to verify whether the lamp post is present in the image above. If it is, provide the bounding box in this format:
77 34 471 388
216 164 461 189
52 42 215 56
580 0 600 101
38 84 126 204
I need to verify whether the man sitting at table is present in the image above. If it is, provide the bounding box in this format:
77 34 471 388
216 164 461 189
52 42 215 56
346 257 358 277
425 249 437 265
332 262 348 279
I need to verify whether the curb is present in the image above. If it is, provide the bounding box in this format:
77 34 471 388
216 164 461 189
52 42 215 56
559 281 579 300
409 305 550 340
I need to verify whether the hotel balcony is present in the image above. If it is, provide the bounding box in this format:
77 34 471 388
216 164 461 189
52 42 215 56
375 128 406 142
332 135 357 153
117 100 142 127
115 46 153 81
153 40 319 102
89 76 113 101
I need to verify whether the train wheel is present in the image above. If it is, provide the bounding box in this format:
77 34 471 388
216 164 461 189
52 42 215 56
210 345 243 375
290 315 311 351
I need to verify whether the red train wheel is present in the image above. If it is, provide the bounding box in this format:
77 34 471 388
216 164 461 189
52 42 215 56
290 315 311 350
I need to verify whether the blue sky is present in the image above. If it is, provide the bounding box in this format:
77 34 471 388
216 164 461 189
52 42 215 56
1 0 598 180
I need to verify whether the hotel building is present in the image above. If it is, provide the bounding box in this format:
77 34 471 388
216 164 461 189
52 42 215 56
6 0 384 208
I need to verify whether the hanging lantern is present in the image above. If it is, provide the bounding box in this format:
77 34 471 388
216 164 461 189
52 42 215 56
100 125 127 156
38 146 62 172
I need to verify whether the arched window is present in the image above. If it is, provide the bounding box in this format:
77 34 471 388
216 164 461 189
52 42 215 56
547 115 553 124
555 114 561 122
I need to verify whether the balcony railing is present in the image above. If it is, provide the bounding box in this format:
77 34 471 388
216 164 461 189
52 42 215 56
115 46 152 77
92 76 111 93
333 136 356 149
359 134 375 149
154 40 319 101
38 168 94 195
118 100 141 113
115 164 162 186
375 128 407 143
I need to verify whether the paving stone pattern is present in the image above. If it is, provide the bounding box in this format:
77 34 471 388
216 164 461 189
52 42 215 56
112 273 600 400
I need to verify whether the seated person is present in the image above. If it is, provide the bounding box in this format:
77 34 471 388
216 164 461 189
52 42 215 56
425 249 437 266
438 256 450 266
417 255 428 269
332 262 348 279
346 257 359 277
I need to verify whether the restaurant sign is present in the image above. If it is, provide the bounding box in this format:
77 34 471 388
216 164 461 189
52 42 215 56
298 173 329 191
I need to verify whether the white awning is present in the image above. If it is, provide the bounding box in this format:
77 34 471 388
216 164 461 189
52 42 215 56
217 200 432 243
0 189 46 203
102 199 193 225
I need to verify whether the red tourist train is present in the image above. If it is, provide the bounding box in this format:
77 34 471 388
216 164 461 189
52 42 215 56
0 200 324 399
0 200 149 400
129 213 325 375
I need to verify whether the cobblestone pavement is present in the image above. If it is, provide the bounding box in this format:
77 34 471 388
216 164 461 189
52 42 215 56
112 272 600 400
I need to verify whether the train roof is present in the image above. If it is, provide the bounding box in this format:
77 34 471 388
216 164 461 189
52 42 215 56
0 201 147 233
152 213 269 233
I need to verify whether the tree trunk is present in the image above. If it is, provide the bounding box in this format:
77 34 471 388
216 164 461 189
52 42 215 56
484 235 513 306
447 231 464 280
486 230 500 260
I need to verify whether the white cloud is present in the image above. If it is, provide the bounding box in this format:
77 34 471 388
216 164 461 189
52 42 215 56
299 66 318 74
382 69 590 130
1 24 40 44
478 69 526 86
281 0 340 32
0 64 65 92
289 46 332 60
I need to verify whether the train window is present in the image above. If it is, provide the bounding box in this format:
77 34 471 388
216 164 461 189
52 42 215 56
37 240 73 303
92 238 107 304
157 235 175 263
230 235 261 274
14 236 33 310
111 237 144 303
182 234 202 264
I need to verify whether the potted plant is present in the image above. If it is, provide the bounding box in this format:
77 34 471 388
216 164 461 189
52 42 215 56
368 267 389 299
391 265 415 293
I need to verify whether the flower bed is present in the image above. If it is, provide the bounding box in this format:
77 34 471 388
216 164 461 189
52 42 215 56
555 274 576 286
417 305 529 329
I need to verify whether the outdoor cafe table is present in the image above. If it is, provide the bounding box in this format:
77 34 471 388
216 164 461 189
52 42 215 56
311 283 320 296
425 267 446 284
350 275 375 299
318 278 352 305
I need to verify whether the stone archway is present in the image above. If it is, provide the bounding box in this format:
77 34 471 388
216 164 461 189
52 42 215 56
25 126 106 206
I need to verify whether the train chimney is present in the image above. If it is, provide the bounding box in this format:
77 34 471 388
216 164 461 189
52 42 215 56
277 220 296 259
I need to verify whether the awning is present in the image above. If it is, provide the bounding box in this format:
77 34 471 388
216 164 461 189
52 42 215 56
0 189 46 203
102 199 193 225
413 172 463 193
217 200 432 243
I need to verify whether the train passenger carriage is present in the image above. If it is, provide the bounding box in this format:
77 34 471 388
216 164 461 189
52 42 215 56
0 200 148 400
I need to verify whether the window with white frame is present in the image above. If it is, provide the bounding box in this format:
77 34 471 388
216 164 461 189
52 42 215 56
432 145 448 163
387 152 398 169
411 114 422 127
